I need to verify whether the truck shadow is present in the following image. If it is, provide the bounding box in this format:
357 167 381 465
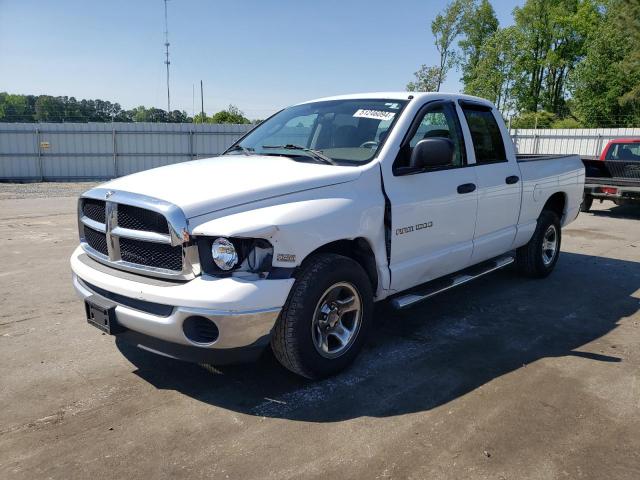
590 204 640 220
117 251 639 422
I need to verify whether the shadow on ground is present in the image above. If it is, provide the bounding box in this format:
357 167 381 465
117 252 639 422
590 203 640 220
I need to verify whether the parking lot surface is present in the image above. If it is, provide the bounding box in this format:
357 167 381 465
0 183 639 480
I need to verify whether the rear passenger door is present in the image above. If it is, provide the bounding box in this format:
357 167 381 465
460 102 521 263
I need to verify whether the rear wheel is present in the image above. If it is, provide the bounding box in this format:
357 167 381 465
516 210 561 278
580 194 593 212
271 253 373 379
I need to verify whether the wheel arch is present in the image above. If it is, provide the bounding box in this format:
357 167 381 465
300 238 379 294
541 191 567 221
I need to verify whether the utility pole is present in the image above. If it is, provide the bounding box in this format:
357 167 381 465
200 80 205 122
163 0 171 113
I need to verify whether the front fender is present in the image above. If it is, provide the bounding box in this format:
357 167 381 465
190 169 389 288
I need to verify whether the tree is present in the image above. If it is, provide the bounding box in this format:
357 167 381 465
510 0 599 116
407 65 441 91
617 0 640 107
464 26 521 113
511 110 557 128
209 105 250 124
35 95 64 122
458 0 499 88
571 0 640 126
0 93 34 122
167 110 190 123
431 0 467 90
192 112 208 124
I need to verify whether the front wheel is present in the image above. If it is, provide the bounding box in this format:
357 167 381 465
271 253 373 379
515 210 561 278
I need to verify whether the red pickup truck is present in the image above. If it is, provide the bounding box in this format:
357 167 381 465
582 138 640 211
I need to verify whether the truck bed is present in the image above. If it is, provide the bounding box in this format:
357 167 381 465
582 157 640 184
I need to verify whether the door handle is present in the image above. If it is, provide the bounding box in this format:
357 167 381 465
506 175 520 184
457 183 476 194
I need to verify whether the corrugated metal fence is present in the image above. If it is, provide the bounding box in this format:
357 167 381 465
0 123 254 181
1 123 639 181
511 128 640 157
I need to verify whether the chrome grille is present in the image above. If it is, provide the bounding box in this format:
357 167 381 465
120 237 183 271
117 204 170 234
82 199 106 223
83 224 108 256
78 190 197 280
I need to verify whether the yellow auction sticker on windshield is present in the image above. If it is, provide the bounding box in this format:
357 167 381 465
353 109 396 121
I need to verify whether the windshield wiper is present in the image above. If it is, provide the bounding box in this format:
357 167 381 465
261 144 336 165
225 144 254 156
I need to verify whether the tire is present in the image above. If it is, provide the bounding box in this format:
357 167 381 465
516 210 561 278
271 253 373 379
580 194 593 212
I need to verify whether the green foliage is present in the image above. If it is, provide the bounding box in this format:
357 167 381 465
192 112 208 124
551 117 583 128
617 0 640 106
458 0 499 87
209 105 251 124
431 0 467 90
0 93 251 124
511 110 557 128
193 105 251 125
571 0 640 126
407 65 441 92
412 0 637 127
463 26 521 112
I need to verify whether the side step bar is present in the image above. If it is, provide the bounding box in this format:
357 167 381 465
390 255 515 310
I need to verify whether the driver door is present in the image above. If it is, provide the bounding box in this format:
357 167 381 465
384 101 478 293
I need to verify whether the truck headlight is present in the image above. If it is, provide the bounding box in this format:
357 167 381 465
198 236 273 275
211 237 238 271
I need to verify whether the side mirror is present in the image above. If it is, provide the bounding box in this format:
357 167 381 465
409 138 454 169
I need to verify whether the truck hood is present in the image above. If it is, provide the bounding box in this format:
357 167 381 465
102 155 361 218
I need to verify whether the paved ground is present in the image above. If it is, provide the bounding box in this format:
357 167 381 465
0 183 639 480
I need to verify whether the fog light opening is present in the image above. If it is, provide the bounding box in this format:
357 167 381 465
183 316 220 345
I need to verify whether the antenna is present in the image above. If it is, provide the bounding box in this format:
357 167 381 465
163 0 171 113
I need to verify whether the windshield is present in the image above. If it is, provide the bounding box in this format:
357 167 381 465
226 98 408 165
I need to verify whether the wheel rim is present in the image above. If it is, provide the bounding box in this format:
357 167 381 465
542 224 558 266
311 282 363 359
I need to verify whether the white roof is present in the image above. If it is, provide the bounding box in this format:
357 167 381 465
297 91 494 108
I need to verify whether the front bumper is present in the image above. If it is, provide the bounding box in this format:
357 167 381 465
70 246 294 364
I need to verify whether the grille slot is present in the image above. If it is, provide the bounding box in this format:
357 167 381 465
118 204 169 234
120 237 183 271
82 199 105 223
83 225 108 256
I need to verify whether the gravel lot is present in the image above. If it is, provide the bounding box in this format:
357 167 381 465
0 183 639 480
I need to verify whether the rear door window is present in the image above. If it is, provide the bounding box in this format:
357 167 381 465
461 108 506 164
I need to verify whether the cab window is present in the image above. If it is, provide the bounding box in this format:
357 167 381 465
461 108 506 164
395 102 466 171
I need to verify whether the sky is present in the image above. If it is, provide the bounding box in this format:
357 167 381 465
0 0 523 119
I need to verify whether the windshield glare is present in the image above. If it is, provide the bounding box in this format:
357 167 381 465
228 99 408 165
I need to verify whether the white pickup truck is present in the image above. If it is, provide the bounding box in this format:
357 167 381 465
71 92 584 379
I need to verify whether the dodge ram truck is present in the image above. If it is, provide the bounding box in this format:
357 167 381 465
71 92 585 379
